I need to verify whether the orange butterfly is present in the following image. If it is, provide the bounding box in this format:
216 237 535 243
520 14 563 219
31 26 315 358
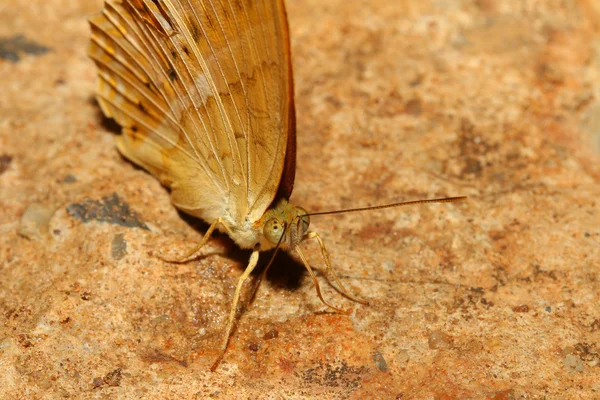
89 0 464 370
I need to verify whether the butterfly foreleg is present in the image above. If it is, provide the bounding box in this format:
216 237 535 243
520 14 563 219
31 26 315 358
305 232 369 306
158 218 224 263
294 244 347 313
211 248 260 371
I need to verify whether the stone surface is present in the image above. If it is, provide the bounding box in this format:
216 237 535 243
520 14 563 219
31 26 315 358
1 0 599 398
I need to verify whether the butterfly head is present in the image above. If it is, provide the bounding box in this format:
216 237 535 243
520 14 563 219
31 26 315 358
260 199 310 250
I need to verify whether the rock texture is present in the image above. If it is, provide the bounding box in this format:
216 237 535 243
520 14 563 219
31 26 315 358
1 0 599 398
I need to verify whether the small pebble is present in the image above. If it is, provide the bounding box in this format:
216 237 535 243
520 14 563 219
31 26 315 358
428 330 454 350
18 203 54 240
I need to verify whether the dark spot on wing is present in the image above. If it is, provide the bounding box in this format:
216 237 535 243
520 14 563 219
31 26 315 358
167 67 177 81
205 14 215 30
190 20 201 43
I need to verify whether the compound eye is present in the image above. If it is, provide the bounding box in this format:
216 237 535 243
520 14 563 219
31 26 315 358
296 207 310 234
263 218 284 244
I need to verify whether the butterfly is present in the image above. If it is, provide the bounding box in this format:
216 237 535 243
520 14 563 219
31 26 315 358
88 0 465 370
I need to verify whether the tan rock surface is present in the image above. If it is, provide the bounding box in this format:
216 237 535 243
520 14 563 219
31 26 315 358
1 1 599 398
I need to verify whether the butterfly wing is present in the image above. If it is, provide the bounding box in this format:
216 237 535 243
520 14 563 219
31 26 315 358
89 0 295 227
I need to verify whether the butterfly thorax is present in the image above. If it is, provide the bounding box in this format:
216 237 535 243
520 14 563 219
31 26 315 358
235 198 309 252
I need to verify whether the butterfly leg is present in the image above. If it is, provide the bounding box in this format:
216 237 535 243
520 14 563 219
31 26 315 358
158 218 223 263
247 247 281 306
294 245 348 314
211 249 260 371
306 232 369 306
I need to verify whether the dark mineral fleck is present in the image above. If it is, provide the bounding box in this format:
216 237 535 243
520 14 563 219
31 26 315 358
67 193 148 230
0 35 49 62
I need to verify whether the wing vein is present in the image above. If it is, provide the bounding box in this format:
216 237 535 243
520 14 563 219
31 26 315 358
209 0 250 177
117 4 217 175
240 1 283 212
93 3 227 189
96 81 199 162
160 0 232 191
182 0 240 194
143 18 231 188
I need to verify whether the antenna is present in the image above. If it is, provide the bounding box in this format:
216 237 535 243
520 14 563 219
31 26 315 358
304 196 467 217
